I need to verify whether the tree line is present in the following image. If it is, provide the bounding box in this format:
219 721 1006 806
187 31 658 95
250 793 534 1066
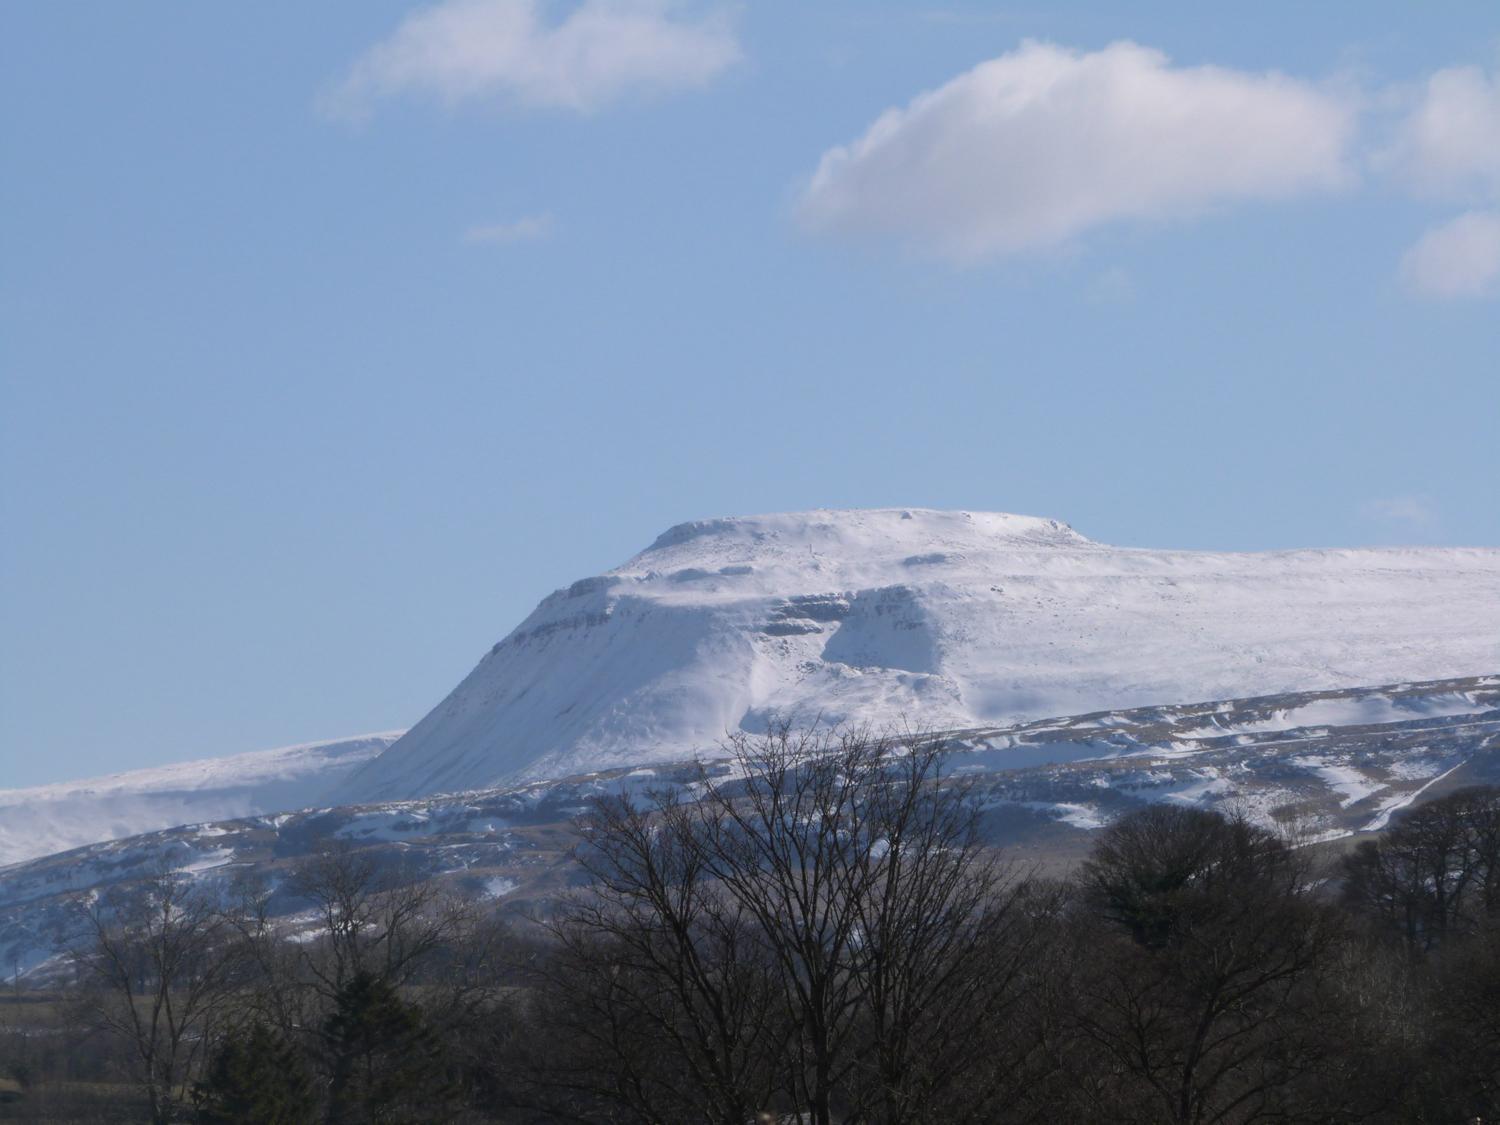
1 726 1497 1123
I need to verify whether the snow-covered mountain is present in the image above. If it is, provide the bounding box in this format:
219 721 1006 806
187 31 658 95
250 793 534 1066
0 732 403 867
337 509 1500 802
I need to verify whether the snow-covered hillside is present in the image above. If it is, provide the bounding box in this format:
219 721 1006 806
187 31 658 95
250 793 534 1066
0 732 403 867
6 675 1496 981
337 509 1500 801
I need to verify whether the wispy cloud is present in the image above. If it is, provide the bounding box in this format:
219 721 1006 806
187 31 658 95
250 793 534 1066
797 40 1357 261
322 0 740 120
1401 210 1500 298
1382 62 1500 299
1381 63 1500 201
1361 494 1437 528
464 212 554 245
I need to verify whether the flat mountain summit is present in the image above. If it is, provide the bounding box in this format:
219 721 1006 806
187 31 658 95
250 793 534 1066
337 508 1500 801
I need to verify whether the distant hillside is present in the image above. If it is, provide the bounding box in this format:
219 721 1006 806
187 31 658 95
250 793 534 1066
3 675 1494 981
0 732 403 867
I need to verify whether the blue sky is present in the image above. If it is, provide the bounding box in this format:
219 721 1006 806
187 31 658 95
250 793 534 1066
3 1 1497 787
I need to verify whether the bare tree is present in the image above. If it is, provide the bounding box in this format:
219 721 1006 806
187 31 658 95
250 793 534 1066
1343 785 1500 954
288 847 470 995
1066 806 1351 1124
532 790 787 1124
72 868 248 1123
546 723 1041 1125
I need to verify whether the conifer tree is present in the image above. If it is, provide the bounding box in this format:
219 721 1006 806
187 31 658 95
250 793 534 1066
322 970 459 1125
194 1022 316 1125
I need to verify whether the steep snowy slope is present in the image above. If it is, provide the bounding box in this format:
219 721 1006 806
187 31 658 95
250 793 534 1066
0 732 403 866
338 509 1500 801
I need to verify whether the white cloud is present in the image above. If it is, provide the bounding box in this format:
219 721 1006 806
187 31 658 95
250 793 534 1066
323 0 740 119
1400 210 1500 298
464 212 554 244
1383 64 1500 200
797 40 1357 260
1383 63 1500 299
1361 495 1436 527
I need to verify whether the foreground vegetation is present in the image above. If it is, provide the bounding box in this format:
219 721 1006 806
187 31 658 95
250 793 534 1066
2 728 1498 1123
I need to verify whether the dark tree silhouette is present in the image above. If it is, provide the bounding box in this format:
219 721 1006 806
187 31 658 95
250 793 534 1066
72 869 249 1124
193 1021 316 1124
1343 785 1500 954
1067 805 1349 1123
540 725 1046 1125
321 969 459 1125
